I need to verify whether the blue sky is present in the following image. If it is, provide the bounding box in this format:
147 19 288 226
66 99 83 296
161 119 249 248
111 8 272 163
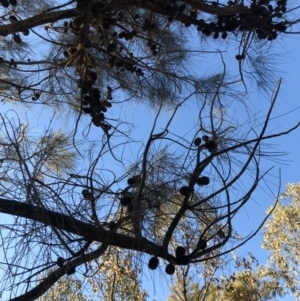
1 4 300 301
139 26 300 301
3 32 299 301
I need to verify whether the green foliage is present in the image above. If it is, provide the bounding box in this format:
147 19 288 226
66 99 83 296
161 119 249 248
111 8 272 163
168 269 285 301
87 247 148 301
37 130 78 175
167 251 288 301
39 276 89 301
262 183 300 299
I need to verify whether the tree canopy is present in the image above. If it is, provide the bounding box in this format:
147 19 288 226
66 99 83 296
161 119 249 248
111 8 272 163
0 0 299 300
261 183 300 299
168 268 285 301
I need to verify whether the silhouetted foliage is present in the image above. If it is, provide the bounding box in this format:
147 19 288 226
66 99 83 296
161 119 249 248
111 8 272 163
0 0 299 300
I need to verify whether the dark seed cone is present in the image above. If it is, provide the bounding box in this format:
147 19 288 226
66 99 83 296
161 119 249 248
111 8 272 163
179 186 192 196
196 176 210 186
148 256 159 270
82 189 93 200
202 135 209 142
107 43 117 53
56 257 64 267
67 266 76 275
72 16 84 28
127 177 136 186
127 175 141 186
13 34 22 44
9 15 18 22
22 29 30 36
108 221 117 230
120 196 132 206
194 137 201 146
217 229 226 238
235 54 245 61
82 107 93 114
1 0 10 8
175 246 186 257
165 263 175 275
179 3 186 12
204 140 217 152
